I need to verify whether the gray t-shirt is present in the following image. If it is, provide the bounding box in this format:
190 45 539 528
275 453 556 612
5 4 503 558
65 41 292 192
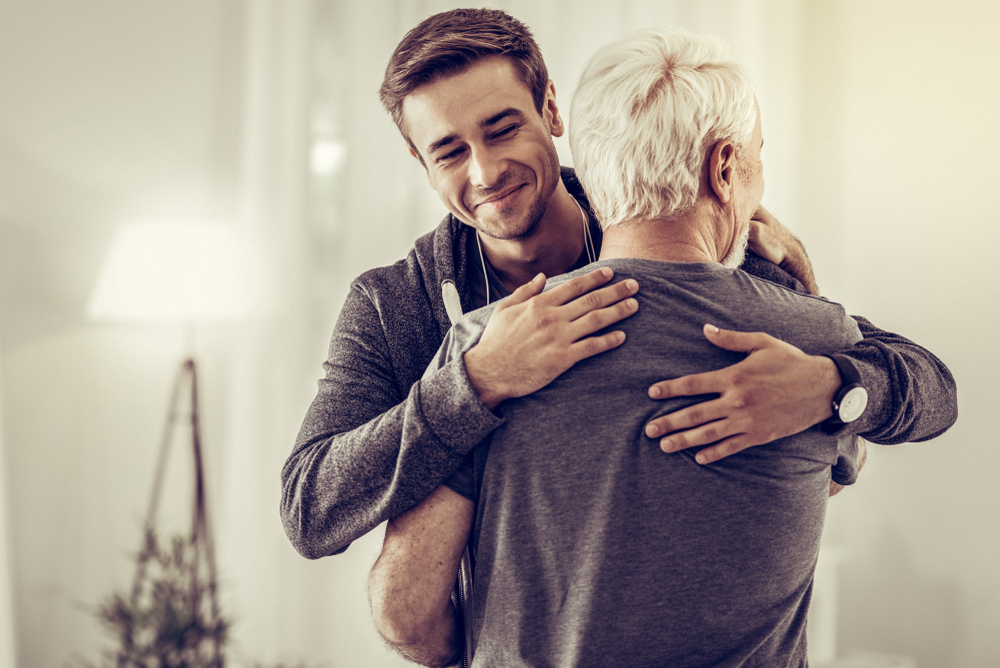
432 258 863 668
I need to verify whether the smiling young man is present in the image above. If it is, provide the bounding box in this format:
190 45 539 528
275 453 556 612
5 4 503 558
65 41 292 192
280 8 956 569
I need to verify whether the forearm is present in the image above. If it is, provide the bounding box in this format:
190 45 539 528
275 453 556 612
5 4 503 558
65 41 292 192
841 316 957 444
369 485 473 667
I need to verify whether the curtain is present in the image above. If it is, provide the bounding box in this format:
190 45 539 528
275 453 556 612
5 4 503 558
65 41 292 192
0 353 16 668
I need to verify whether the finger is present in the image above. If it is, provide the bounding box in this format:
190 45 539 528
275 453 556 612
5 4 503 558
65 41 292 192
561 278 639 322
565 292 639 339
701 324 774 354
644 399 727 438
499 272 546 308
565 329 627 363
654 418 737 454
751 204 775 225
689 436 755 465
648 367 725 400
540 266 615 305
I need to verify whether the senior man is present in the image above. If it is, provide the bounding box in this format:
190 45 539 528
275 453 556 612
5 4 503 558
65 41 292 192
367 28 952 668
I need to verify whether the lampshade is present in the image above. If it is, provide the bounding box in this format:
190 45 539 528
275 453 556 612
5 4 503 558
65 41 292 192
88 220 270 322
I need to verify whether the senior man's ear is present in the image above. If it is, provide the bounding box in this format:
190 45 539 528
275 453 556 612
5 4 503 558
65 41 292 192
708 139 737 204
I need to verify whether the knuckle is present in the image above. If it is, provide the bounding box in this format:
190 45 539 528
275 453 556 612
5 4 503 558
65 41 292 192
730 392 750 410
583 337 605 356
687 407 704 425
568 275 591 295
582 290 603 309
582 309 605 330
723 440 744 455
678 377 698 395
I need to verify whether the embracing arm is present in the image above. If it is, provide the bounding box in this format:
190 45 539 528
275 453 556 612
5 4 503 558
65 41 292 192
643 208 957 463
281 269 638 559
280 282 498 559
369 485 474 668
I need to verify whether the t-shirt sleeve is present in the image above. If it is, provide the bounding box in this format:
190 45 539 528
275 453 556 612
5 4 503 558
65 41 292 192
443 451 476 500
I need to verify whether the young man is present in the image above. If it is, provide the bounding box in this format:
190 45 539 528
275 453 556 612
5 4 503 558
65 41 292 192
368 28 952 667
280 9 956 561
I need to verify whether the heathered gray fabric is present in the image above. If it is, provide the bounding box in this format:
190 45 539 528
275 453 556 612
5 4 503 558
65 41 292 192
280 168 957 560
434 258 865 667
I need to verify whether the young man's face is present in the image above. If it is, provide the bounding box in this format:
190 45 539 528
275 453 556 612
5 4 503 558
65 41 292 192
401 56 563 241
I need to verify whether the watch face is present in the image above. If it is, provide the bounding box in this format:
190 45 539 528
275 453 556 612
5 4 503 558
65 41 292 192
839 386 869 423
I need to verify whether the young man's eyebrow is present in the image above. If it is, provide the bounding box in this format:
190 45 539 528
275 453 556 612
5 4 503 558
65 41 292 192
481 107 525 128
427 133 460 156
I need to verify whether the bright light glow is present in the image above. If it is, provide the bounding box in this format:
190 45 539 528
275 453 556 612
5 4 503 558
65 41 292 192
310 140 346 174
87 220 272 322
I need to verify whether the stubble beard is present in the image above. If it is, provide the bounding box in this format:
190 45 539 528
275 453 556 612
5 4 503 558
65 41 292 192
470 142 561 242
721 222 750 269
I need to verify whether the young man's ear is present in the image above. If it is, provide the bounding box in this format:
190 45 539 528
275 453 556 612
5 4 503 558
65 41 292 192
708 139 737 204
543 80 565 138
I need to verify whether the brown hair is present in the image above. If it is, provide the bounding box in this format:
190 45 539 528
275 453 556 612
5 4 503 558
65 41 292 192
379 8 548 155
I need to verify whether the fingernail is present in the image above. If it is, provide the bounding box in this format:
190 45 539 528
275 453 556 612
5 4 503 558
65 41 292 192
649 386 661 399
627 298 638 311
626 279 638 292
705 323 719 334
646 424 659 437
695 452 708 465
660 438 674 452
601 267 613 277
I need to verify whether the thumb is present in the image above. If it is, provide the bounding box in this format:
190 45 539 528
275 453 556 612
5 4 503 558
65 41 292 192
702 324 769 353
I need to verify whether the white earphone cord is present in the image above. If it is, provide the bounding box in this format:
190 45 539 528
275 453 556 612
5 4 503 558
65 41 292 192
477 196 593 307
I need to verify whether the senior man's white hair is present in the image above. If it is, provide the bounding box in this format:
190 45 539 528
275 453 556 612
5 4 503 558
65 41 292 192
570 28 757 230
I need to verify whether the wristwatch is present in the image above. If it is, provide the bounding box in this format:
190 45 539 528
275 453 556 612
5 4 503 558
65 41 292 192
820 354 868 433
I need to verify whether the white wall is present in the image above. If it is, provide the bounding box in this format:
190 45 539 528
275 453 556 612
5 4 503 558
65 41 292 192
797 2 1000 665
0 1 995 667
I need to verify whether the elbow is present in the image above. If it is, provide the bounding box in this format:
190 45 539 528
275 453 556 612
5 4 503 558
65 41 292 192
369 566 427 647
369 563 460 667
280 471 347 560
280 497 348 560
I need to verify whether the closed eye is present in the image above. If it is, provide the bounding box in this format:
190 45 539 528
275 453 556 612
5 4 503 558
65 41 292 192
435 147 465 164
492 124 519 140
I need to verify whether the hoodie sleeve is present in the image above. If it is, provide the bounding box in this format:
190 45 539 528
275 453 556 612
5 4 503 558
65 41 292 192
741 253 957 448
280 282 502 559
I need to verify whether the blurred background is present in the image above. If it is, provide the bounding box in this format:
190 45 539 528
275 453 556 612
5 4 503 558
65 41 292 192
0 0 996 666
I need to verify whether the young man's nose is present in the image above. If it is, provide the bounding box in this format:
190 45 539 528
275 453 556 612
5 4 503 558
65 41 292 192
468 146 505 189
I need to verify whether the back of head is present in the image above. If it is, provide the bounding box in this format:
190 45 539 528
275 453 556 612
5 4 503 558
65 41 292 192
570 28 757 230
380 8 548 149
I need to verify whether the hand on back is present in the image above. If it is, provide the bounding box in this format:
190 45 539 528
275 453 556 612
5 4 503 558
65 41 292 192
464 267 639 409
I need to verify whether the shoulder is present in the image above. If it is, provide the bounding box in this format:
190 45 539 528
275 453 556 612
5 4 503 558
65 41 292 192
731 270 862 348
346 215 470 341
739 251 805 292
352 215 465 295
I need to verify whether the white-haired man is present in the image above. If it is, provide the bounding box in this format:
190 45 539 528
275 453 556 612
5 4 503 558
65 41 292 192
367 29 937 667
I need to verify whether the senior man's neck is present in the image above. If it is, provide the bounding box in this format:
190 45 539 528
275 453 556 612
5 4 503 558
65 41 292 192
599 204 727 265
